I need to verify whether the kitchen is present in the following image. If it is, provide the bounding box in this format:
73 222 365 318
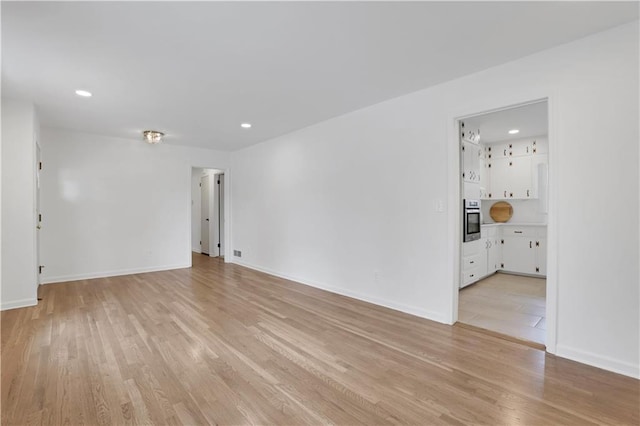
458 101 548 346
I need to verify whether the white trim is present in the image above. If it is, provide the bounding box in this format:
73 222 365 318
556 344 639 379
41 263 191 284
192 248 202 254
223 169 233 263
232 259 449 324
188 165 232 264
446 90 559 355
1 298 38 311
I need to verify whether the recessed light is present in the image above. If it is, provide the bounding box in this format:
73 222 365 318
508 129 520 134
75 90 92 97
241 123 252 129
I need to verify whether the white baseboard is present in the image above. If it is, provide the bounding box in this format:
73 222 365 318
192 248 202 254
556 344 639 379
41 263 192 284
1 298 38 311
232 259 448 324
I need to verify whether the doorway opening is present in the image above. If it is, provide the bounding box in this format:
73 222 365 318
457 100 549 347
191 168 225 258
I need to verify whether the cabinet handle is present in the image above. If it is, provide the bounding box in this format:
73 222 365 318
536 241 540 247
514 231 523 234
504 191 507 197
527 189 530 197
504 149 506 156
470 274 475 278
529 241 532 248
470 261 475 264
509 192 513 198
526 146 529 153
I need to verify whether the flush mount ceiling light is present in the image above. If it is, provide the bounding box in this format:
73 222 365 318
240 123 252 128
75 89 92 97
143 130 164 144
508 129 520 134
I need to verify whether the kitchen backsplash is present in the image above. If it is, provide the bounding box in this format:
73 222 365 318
481 199 547 224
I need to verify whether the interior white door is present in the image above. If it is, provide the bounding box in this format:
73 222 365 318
201 175 210 255
210 173 225 257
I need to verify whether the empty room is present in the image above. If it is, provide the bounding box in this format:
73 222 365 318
1 2 639 425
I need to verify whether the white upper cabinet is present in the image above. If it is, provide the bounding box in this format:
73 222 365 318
483 136 548 200
462 141 482 184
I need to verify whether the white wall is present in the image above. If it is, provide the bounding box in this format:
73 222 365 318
230 22 639 378
1 99 40 310
40 128 230 283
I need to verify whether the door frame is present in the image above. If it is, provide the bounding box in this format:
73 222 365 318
188 165 232 264
200 173 212 255
35 141 42 287
446 90 559 355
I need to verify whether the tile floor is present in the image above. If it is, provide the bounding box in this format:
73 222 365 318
458 272 546 345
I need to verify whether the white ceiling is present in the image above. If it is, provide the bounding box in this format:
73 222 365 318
462 101 548 144
2 2 637 151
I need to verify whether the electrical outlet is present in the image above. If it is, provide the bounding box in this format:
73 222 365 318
233 250 242 257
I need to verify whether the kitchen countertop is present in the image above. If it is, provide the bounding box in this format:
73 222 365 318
481 222 547 226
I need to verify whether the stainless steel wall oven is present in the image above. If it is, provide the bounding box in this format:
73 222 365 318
463 199 481 242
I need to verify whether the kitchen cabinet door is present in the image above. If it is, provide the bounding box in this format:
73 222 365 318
479 149 491 199
495 143 511 158
489 157 509 199
462 141 482 183
536 238 547 275
532 138 548 155
487 237 501 274
509 156 533 198
501 237 536 274
511 140 533 157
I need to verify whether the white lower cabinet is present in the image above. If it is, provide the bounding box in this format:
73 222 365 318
501 237 537 274
462 225 546 288
500 226 546 276
487 237 501 274
536 238 547 275
461 239 485 288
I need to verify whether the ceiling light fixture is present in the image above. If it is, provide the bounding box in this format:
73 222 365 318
143 130 164 144
75 89 92 97
508 129 520 134
241 123 252 128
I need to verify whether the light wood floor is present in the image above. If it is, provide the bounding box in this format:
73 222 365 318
2 255 638 425
459 273 546 345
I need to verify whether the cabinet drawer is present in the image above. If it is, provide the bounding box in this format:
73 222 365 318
501 226 537 237
462 267 482 286
463 253 483 271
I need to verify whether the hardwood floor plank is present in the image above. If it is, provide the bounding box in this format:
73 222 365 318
2 254 638 425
